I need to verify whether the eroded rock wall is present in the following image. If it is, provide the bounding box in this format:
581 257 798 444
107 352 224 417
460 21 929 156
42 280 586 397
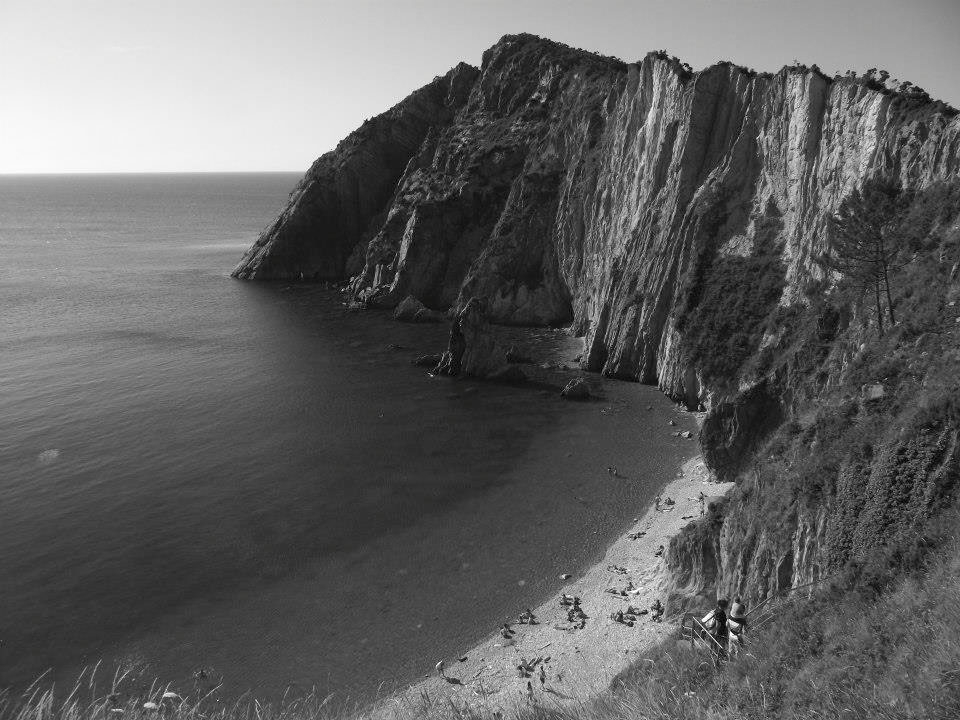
235 34 960 404
233 33 960 608
231 62 478 281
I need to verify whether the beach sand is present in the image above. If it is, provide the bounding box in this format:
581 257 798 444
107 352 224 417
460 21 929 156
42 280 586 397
373 453 735 716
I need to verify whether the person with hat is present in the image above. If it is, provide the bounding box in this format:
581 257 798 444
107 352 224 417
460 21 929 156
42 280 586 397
726 598 748 653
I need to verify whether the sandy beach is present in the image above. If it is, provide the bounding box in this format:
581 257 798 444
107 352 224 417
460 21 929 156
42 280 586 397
372 451 735 716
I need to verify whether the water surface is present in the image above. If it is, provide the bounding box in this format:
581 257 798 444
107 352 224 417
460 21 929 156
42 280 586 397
0 174 695 699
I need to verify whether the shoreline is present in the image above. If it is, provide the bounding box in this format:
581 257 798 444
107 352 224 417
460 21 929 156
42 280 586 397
372 452 735 716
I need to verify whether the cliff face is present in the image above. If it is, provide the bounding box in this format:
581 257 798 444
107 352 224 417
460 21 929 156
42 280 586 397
235 33 959 399
231 62 479 281
234 34 960 606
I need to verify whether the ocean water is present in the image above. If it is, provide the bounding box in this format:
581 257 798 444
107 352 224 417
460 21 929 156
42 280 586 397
0 174 694 700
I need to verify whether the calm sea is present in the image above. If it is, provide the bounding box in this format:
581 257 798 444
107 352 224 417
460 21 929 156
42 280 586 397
0 173 692 701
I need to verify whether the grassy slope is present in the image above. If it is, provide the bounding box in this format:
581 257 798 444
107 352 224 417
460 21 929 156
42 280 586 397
680 181 960 602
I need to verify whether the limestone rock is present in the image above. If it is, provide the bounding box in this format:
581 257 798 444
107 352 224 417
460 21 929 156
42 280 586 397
231 62 478 281
234 34 959 411
433 297 507 378
560 378 591 400
412 353 443 368
394 295 446 323
394 295 426 322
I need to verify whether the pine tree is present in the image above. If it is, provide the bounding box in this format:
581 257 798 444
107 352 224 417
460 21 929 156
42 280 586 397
819 178 912 336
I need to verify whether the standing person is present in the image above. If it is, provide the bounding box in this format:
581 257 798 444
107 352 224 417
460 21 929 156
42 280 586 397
712 598 729 661
701 598 729 662
727 598 748 654
436 660 446 678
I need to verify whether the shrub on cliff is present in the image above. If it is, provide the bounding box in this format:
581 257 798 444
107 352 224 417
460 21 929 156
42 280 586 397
680 210 786 385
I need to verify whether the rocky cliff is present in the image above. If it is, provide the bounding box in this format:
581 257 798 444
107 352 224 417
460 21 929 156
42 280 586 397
234 34 960 607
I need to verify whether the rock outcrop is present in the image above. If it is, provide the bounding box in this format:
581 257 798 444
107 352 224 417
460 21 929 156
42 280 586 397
433 297 509 378
231 62 478 281
234 33 959 405
234 33 960 609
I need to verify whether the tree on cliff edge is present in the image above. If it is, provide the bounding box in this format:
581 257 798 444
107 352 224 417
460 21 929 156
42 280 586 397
819 178 912 336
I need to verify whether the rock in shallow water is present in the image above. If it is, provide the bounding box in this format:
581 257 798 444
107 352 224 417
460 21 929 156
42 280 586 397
433 297 507 378
561 378 591 400
412 353 444 368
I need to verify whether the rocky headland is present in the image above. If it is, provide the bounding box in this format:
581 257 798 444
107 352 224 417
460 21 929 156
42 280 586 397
233 32 960 698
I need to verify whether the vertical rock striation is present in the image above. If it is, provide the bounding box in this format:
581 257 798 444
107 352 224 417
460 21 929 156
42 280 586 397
231 62 479 280
235 33 959 406
234 33 960 605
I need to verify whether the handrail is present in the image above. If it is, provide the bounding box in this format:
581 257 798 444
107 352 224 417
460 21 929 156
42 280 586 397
680 613 725 652
745 570 842 621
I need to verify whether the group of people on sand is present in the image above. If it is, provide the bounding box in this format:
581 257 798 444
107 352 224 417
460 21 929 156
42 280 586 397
500 607 538 639
609 597 663 627
559 593 588 629
701 597 748 660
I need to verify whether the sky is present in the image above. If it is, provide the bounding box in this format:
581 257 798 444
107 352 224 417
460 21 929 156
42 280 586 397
1 0 958 174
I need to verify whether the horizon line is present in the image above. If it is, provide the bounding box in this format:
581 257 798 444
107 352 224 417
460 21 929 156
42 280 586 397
0 169 307 177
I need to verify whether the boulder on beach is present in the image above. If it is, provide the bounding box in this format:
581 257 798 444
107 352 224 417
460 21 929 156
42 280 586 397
394 296 424 321
561 378 591 400
394 295 446 323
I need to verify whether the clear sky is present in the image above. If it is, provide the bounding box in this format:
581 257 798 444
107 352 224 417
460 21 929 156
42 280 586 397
2 0 958 174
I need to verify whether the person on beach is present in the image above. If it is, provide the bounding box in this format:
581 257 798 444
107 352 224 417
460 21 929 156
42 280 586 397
436 660 446 678
698 492 706 516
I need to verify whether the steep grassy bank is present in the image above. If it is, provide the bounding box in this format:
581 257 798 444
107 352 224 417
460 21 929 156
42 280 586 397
668 180 960 610
565 513 960 720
